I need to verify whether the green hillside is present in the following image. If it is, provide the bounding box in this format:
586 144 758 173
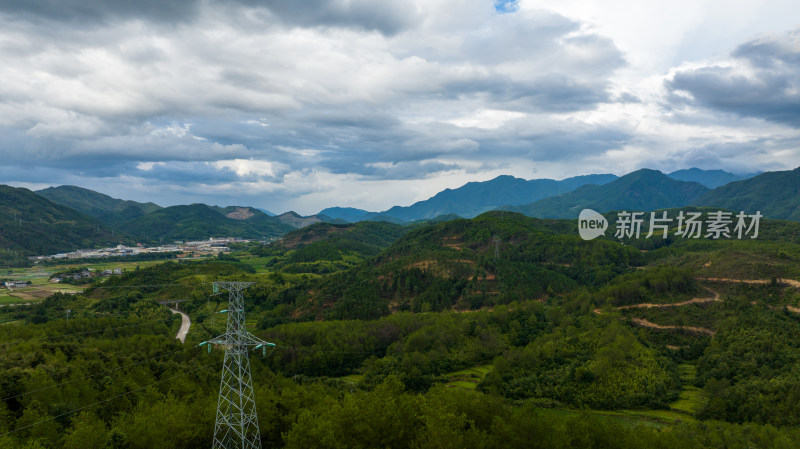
0 185 127 263
693 166 800 220
509 169 709 219
252 221 410 274
378 173 618 221
6 211 800 447
36 185 162 225
114 204 294 242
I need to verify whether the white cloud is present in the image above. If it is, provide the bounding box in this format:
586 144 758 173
0 0 797 213
212 159 287 178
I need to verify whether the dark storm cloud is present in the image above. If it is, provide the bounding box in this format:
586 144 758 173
667 29 800 126
0 0 417 35
356 160 462 180
0 0 200 24
247 0 420 36
478 123 632 161
0 0 643 212
646 137 800 175
497 75 612 112
732 33 800 68
132 163 245 184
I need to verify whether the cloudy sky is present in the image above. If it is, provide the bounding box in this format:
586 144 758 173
1 0 798 214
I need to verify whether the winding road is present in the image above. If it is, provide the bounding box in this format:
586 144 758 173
595 277 800 337
170 309 191 343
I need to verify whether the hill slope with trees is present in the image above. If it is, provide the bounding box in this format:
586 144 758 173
693 167 800 220
509 169 709 218
36 185 162 225
0 185 127 263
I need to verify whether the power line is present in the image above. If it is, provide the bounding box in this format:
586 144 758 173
87 283 191 289
206 282 272 449
0 360 221 438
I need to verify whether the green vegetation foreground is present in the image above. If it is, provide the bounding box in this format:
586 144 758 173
4 213 800 447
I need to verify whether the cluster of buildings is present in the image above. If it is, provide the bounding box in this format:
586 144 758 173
29 237 246 262
49 267 124 283
4 281 30 289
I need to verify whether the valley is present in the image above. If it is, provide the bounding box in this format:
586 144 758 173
3 168 800 448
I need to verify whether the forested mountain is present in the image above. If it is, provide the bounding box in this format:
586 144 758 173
36 185 162 225
114 204 293 242
666 168 758 188
275 211 334 228
253 221 410 273
300 211 646 322
693 166 800 220
0 185 126 261
256 207 276 216
321 174 618 222
7 210 800 447
508 169 709 218
318 206 375 222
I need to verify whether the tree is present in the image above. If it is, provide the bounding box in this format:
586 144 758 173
105 428 130 449
63 412 107 449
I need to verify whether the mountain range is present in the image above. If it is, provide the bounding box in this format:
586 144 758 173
114 204 296 242
0 166 793 258
506 169 710 219
320 169 761 222
693 167 800 220
320 173 619 222
37 185 162 225
666 168 759 189
0 185 126 261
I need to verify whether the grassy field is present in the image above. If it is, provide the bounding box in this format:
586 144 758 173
445 365 493 390
0 293 26 305
237 255 277 273
572 363 705 426
341 374 365 384
0 260 172 304
441 362 705 427
3 260 167 282
543 407 687 428
669 363 706 416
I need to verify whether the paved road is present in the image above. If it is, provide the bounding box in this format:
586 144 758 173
170 309 191 343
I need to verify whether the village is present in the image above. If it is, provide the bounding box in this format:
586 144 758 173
27 237 248 262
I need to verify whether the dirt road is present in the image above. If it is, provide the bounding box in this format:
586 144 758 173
170 309 191 343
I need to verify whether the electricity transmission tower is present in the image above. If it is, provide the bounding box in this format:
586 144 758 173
201 282 274 449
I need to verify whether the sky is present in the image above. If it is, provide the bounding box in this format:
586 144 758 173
1 0 798 215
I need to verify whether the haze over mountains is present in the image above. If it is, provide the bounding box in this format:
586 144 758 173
505 169 710 219
319 168 760 222
694 167 800 221
321 173 619 222
1 166 797 259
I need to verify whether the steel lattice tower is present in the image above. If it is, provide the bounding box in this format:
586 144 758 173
204 282 274 449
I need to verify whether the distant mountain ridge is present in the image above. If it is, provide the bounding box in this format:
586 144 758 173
115 204 294 241
0 185 127 259
319 207 374 223
667 168 759 189
321 173 618 222
694 167 800 220
36 185 162 225
274 211 352 228
7 165 798 259
508 169 710 218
